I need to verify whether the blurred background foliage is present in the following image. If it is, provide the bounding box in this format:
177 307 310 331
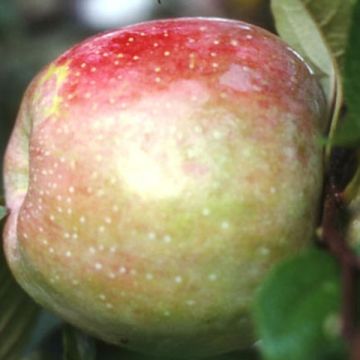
0 1 272 359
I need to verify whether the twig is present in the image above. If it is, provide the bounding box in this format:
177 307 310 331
320 171 360 359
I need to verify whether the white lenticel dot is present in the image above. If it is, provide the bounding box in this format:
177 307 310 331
95 262 103 270
202 208 210 216
208 273 218 281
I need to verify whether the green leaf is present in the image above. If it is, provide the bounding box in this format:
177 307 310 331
254 249 348 360
271 0 339 112
62 326 96 360
96 342 260 360
21 352 57 360
270 0 357 162
0 206 6 221
330 118 360 146
302 0 354 66
23 311 62 355
0 242 39 360
333 0 360 146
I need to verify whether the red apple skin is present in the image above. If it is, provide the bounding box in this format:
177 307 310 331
3 18 325 358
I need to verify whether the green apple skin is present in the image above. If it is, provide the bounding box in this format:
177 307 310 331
3 18 326 358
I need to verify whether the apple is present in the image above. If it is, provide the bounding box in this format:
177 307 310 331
3 18 326 358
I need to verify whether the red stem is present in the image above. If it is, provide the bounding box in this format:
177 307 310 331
320 181 360 354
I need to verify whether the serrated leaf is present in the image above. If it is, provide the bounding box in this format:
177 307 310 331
62 326 96 360
254 249 348 360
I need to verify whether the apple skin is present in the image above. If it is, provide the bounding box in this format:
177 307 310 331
3 18 326 358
